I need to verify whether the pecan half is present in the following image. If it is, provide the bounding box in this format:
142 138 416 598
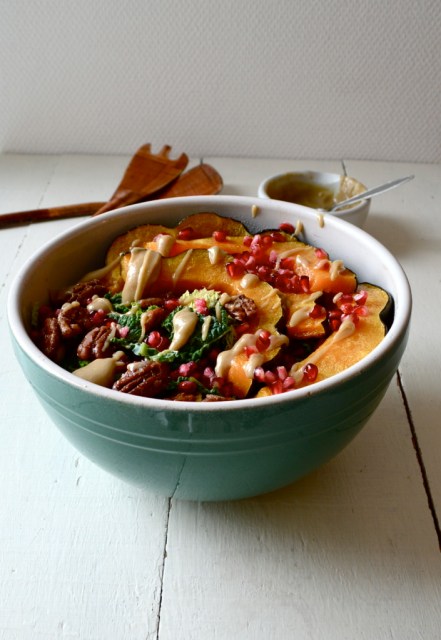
140 307 167 333
113 361 170 398
77 325 115 361
57 301 93 338
38 316 65 363
224 294 258 322
56 279 108 306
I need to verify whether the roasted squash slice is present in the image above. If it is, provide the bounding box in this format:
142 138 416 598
147 249 285 398
293 283 390 387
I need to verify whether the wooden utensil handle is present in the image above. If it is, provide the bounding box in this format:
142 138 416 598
0 202 104 226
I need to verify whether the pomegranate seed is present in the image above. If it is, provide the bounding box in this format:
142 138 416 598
271 380 284 395
340 303 355 314
244 345 258 357
354 290 368 304
226 261 246 278
279 222 295 234
269 231 286 242
213 229 227 242
264 371 277 384
178 361 197 376
164 298 180 312
147 331 162 347
256 330 272 352
194 298 208 315
282 376 296 390
354 305 369 317
254 367 266 382
178 380 198 394
177 227 195 240
276 366 288 381
243 235 253 247
329 318 341 332
315 247 328 259
303 363 318 382
235 322 251 336
261 234 273 246
309 304 325 319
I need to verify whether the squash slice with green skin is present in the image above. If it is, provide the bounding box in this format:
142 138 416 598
265 239 357 294
293 283 390 387
147 249 285 398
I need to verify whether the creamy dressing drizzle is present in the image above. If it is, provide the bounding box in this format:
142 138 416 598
207 245 226 265
288 291 323 327
72 350 125 387
87 296 113 314
167 307 199 351
215 332 289 379
79 253 123 283
294 220 304 236
172 249 193 287
329 259 345 281
155 234 175 257
240 273 260 288
201 315 212 341
121 248 162 303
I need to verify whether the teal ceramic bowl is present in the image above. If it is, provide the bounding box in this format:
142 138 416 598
7 196 411 501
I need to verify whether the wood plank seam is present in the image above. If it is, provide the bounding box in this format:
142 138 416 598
155 497 173 639
397 369 441 550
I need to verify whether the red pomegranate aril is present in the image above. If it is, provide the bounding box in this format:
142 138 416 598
256 330 272 352
178 380 198 394
264 370 277 384
244 345 258 357
309 304 325 319
178 361 197 377
226 261 246 278
271 380 284 395
340 303 355 314
282 376 296 390
235 322 251 336
276 366 288 381
354 305 369 317
269 231 286 242
354 290 368 304
213 229 228 242
254 367 266 383
177 227 195 241
279 222 295 234
315 247 328 259
147 331 162 347
164 298 180 312
243 235 253 247
303 363 318 382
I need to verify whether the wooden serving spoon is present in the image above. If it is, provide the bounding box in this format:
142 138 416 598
0 144 190 226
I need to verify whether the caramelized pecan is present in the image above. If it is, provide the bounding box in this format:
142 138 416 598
140 307 167 333
113 361 170 398
137 297 164 309
57 301 93 338
224 294 258 322
39 316 65 363
55 279 108 306
77 325 115 361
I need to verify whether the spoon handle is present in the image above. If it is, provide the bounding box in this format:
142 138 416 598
331 174 414 211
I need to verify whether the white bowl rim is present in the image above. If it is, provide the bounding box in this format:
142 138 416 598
7 194 411 414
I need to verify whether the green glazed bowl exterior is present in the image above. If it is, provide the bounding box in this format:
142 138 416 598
8 196 411 501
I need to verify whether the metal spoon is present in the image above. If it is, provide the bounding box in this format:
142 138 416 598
325 174 414 211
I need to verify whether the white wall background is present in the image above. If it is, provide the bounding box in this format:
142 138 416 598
1 0 440 162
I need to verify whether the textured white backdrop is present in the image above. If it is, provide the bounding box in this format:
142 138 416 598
1 0 440 162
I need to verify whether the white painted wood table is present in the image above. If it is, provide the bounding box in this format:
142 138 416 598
1 154 440 640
